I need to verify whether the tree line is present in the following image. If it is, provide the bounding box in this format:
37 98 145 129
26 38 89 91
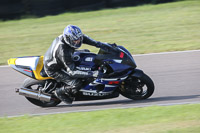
0 0 179 20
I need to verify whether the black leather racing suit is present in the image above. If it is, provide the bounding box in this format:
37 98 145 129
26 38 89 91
44 34 105 89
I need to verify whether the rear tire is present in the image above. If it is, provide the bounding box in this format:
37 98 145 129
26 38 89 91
23 78 61 107
120 73 154 100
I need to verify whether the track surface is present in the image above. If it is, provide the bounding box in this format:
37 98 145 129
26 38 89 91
0 50 200 117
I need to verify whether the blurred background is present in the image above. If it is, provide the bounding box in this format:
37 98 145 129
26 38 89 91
0 0 174 20
0 0 199 66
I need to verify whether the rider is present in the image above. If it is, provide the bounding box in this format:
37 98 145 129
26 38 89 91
44 25 108 104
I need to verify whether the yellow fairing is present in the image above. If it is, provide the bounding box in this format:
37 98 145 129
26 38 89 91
33 56 53 80
8 58 17 66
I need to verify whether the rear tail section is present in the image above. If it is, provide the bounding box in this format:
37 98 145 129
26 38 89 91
8 56 52 80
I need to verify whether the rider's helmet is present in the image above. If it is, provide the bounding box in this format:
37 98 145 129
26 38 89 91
63 25 83 49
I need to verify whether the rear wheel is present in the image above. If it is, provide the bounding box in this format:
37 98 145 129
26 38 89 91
23 78 61 107
120 73 154 100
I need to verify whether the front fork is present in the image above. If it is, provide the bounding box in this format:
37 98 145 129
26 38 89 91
119 69 144 93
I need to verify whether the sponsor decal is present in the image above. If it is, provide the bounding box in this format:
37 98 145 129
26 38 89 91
85 57 93 62
82 91 112 96
76 67 91 71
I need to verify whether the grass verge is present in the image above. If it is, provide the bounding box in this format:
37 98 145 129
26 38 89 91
0 104 200 133
0 0 200 65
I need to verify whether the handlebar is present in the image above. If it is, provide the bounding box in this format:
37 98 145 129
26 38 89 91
100 43 119 53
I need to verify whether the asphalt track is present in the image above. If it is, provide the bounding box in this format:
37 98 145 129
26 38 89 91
0 50 200 117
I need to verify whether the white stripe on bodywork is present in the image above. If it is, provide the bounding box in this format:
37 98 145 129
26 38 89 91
113 59 122 63
89 81 102 86
101 76 128 81
15 57 39 70
79 89 113 93
88 82 117 87
105 85 118 87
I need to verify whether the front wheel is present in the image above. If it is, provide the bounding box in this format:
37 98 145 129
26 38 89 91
120 73 154 100
23 78 61 107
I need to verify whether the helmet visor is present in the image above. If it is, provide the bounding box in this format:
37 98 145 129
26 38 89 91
72 37 82 48
73 39 81 45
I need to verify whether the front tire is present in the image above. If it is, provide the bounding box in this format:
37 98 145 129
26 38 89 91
120 73 154 100
23 78 61 107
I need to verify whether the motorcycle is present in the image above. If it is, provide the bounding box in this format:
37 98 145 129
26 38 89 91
7 43 154 107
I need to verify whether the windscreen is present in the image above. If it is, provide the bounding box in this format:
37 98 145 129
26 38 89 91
96 45 136 68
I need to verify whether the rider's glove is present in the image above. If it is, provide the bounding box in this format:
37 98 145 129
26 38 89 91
96 42 103 48
88 71 98 78
96 42 109 51
92 71 99 77
109 43 117 48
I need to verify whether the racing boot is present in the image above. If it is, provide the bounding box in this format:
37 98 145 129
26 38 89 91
54 79 82 104
68 79 83 95
54 86 73 104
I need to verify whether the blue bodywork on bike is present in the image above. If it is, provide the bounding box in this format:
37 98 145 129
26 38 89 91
71 45 137 100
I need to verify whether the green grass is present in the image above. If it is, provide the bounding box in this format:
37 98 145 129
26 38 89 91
0 104 200 133
0 0 200 65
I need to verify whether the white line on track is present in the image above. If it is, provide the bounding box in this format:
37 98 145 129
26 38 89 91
133 49 200 56
4 101 200 118
1 49 200 68
0 65 9 68
1 49 200 117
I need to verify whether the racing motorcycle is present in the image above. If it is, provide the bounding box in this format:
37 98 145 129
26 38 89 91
8 43 154 107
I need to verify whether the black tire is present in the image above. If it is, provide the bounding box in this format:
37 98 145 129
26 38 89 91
22 78 61 107
120 73 154 100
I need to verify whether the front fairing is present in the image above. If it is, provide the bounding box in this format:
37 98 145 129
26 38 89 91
97 45 137 68
118 46 137 68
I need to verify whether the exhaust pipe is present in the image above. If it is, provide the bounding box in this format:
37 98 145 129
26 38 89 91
16 87 52 102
